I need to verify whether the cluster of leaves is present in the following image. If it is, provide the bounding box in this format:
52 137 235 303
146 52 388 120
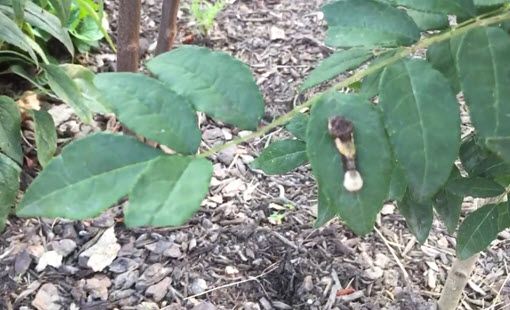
4 0 510 263
190 0 226 36
251 0 510 259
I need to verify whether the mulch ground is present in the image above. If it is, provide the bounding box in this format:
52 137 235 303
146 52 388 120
1 0 509 309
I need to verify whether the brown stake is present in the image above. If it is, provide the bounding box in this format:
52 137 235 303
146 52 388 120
117 0 141 72
156 0 181 55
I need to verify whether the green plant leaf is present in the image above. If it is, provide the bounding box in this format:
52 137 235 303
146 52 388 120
48 0 71 25
23 1 74 55
457 27 510 163
307 92 393 235
405 9 449 31
323 0 421 48
31 109 57 168
124 156 212 227
388 0 476 17
301 48 373 90
10 64 46 92
11 0 24 25
360 50 398 98
379 59 460 201
399 191 433 243
147 46 264 130
17 133 162 219
457 202 510 259
70 15 103 42
250 139 307 175
434 189 463 234
460 134 510 178
94 73 201 155
0 9 37 63
426 40 461 94
474 0 508 5
446 177 506 198
285 113 308 141
0 152 21 232
60 64 110 114
387 162 407 202
73 0 115 52
43 63 93 123
0 96 22 164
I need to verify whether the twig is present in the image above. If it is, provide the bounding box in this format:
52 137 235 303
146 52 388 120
117 0 141 71
374 227 410 285
155 0 181 55
180 261 280 301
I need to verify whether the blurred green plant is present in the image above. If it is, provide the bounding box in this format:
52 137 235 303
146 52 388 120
190 0 225 36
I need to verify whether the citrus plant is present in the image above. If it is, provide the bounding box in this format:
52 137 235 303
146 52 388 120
2 0 510 308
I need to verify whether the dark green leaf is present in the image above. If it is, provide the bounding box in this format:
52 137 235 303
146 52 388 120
125 156 212 227
457 202 510 259
10 64 46 91
61 64 110 114
48 0 71 25
31 109 57 167
387 162 407 202
360 50 398 98
315 187 337 227
457 27 510 163
0 9 37 63
94 73 201 155
459 134 510 177
323 0 421 48
147 46 264 130
17 133 162 219
434 189 463 234
250 140 307 175
399 191 433 243
11 0 24 25
0 152 21 232
474 0 508 5
446 177 505 198
405 9 448 31
70 15 103 42
285 113 308 141
379 59 460 200
426 40 461 94
43 64 93 123
307 92 393 234
388 0 476 17
0 96 22 164
301 48 373 90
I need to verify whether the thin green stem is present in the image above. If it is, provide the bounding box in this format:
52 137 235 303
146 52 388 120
198 9 510 159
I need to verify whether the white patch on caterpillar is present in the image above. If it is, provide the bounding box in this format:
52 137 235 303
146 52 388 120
343 170 363 192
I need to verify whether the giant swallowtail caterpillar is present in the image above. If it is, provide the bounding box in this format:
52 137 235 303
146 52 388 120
328 116 363 192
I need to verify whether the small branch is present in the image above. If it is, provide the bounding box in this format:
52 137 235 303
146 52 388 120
437 254 479 310
155 0 181 55
117 0 141 72
196 9 510 159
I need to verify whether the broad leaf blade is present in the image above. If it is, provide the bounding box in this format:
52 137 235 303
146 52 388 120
457 202 510 259
0 10 37 63
457 27 510 163
360 50 398 98
387 162 407 202
125 156 212 227
389 0 476 17
406 9 448 31
426 40 461 94
17 133 162 219
379 59 460 200
94 73 201 155
250 139 307 175
460 135 510 177
434 189 463 234
147 46 264 130
399 191 433 244
323 0 421 48
301 48 373 90
43 64 93 123
285 113 308 141
307 92 393 234
0 96 22 164
0 152 21 232
446 177 505 198
31 109 57 167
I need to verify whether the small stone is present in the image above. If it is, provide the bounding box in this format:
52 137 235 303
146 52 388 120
189 278 208 295
91 211 115 228
243 302 261 310
203 128 223 142
145 277 171 302
163 244 182 258
80 227 120 272
300 275 313 293
136 263 172 290
217 146 237 165
225 266 239 275
109 257 139 273
192 302 216 310
85 274 111 301
270 26 286 41
137 302 160 310
32 283 61 310
15 250 32 275
49 239 77 256
145 240 173 255
374 253 390 268
114 269 139 290
36 251 63 272
365 266 384 280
